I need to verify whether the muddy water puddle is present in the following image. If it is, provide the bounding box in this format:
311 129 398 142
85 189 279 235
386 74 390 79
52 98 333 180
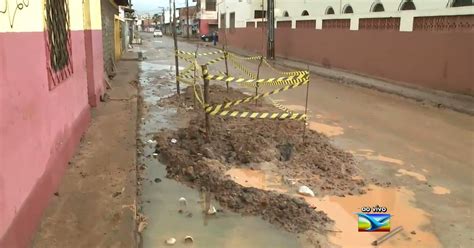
228 167 441 248
138 60 303 248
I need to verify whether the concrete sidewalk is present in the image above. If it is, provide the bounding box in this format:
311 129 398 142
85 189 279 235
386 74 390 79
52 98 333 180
32 52 139 248
219 45 474 116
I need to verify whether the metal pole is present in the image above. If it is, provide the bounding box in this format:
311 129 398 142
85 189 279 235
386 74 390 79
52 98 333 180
186 0 190 39
173 0 180 95
266 0 275 59
372 226 403 246
202 65 211 141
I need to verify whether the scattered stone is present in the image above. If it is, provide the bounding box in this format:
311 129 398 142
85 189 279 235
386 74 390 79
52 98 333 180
277 143 294 161
152 153 158 157
298 186 315 197
170 138 178 144
154 178 162 183
411 231 417 235
165 237 176 245
54 192 59 197
207 205 217 215
178 197 187 206
138 221 147 233
112 192 122 198
184 236 194 244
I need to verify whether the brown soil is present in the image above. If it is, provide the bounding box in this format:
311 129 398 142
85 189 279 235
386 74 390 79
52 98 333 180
155 85 366 237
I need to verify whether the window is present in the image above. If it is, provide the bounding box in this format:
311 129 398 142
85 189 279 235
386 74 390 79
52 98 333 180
302 10 309 16
325 6 335 15
206 0 216 11
283 11 289 17
229 12 235 31
371 3 385 12
254 10 266 19
343 4 354 14
450 0 473 7
45 0 73 89
399 0 416 10
220 13 226 29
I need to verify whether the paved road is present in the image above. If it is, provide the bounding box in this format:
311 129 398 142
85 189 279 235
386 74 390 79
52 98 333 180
143 34 473 247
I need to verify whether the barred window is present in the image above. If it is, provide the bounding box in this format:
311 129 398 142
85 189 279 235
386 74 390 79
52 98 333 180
45 0 73 89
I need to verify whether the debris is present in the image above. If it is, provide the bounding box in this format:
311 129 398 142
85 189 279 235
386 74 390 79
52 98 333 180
165 237 177 245
207 205 217 215
178 197 187 206
298 186 315 197
372 226 403 246
138 221 147 233
186 212 193 218
152 153 158 157
147 139 157 144
154 178 162 183
112 192 122 198
184 236 194 243
54 192 59 197
411 230 416 235
170 138 178 144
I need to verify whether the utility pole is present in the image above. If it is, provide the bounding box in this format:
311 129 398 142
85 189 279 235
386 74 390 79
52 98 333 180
169 0 172 35
172 0 180 95
266 0 275 59
186 0 190 39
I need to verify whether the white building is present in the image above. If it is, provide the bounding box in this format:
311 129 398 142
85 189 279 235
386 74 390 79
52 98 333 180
218 0 473 30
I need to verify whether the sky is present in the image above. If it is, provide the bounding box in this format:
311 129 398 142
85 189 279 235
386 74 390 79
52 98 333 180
132 0 196 14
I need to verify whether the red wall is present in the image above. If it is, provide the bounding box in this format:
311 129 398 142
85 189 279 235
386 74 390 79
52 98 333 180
0 29 102 247
221 27 474 95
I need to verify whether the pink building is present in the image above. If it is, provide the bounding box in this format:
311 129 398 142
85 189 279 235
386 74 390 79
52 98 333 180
197 0 218 34
0 0 110 246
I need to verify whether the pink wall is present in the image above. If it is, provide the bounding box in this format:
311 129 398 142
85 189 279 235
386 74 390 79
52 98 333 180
85 30 105 106
0 30 100 246
221 27 474 96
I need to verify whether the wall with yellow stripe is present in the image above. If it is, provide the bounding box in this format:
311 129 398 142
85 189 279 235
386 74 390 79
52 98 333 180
0 0 102 33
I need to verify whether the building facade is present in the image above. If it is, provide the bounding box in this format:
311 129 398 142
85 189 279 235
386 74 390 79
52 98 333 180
218 0 474 95
0 0 126 246
197 0 219 34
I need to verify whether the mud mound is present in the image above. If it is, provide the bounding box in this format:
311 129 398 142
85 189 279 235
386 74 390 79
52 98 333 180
154 85 366 235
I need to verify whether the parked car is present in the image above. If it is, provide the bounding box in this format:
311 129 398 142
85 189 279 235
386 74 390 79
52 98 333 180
153 30 163 37
200 32 218 42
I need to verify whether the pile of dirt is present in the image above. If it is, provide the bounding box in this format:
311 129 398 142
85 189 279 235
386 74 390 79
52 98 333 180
154 85 366 235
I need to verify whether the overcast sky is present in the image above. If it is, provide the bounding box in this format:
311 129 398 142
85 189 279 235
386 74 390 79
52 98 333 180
133 0 196 14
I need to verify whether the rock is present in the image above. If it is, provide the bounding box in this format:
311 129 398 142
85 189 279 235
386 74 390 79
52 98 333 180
298 186 315 197
411 231 417 235
170 138 178 144
154 178 162 183
277 143 294 161
184 235 194 243
207 205 217 215
138 221 147 233
54 192 59 197
112 192 122 198
165 237 176 245
179 197 187 206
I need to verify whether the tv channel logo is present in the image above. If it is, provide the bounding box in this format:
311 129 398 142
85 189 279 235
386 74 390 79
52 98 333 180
357 213 391 232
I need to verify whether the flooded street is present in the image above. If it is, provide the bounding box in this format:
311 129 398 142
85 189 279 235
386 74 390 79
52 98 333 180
134 34 473 248
136 34 304 248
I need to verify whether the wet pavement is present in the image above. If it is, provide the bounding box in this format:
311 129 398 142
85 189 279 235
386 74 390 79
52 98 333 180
135 34 305 248
135 34 474 247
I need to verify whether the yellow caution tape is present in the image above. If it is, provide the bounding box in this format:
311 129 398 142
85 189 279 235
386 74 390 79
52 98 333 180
204 79 309 114
209 109 306 121
205 72 308 86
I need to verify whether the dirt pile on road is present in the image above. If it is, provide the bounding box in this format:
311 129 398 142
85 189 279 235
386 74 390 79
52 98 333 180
154 85 366 235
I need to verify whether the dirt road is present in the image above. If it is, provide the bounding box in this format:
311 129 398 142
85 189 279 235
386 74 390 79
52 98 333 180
33 53 139 247
138 34 473 248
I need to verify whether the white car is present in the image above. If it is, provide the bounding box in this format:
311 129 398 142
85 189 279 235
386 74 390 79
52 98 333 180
153 30 163 37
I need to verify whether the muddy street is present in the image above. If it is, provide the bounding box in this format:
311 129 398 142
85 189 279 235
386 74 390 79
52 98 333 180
136 33 474 248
